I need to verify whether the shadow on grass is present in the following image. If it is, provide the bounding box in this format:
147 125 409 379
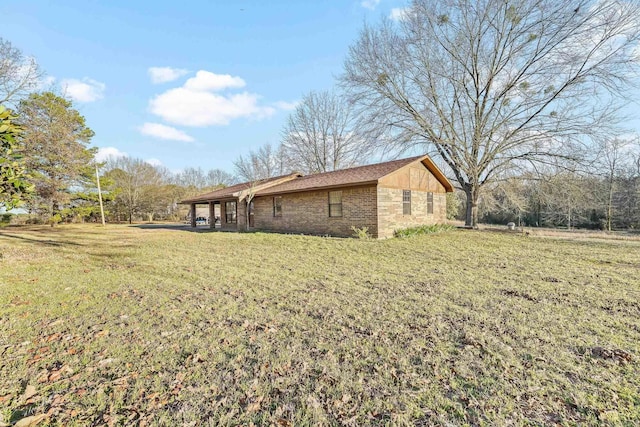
130 223 222 233
0 232 84 247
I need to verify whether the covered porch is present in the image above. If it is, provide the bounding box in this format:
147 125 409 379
179 172 301 231
186 198 253 231
186 201 221 229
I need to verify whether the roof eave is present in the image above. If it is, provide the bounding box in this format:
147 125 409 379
420 157 454 192
256 180 379 197
179 172 303 204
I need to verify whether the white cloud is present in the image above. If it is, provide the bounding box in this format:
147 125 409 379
139 122 195 142
361 0 380 10
184 71 245 91
38 75 56 90
390 7 409 21
61 78 105 102
148 66 189 84
95 146 128 162
149 78 276 127
273 100 299 111
145 158 163 167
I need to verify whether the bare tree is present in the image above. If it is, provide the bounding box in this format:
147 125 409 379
480 178 531 226
234 143 285 182
105 157 165 223
234 143 290 231
594 137 636 230
281 90 368 173
538 170 598 229
341 0 640 227
174 167 207 189
0 38 43 106
613 139 640 228
206 168 236 187
174 167 235 193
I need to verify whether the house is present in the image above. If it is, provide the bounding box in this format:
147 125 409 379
181 155 454 238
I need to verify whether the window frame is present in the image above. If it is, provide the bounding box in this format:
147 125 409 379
225 200 237 224
403 190 411 215
328 190 343 218
427 192 434 214
273 196 283 217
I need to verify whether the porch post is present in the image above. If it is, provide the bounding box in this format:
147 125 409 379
190 204 196 228
209 201 215 229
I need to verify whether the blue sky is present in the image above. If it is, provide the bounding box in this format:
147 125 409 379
2 0 407 173
3 1 639 177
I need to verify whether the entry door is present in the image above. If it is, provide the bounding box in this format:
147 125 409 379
248 201 255 227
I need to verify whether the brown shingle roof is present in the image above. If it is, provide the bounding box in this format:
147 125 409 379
181 155 453 204
180 173 301 203
256 155 426 196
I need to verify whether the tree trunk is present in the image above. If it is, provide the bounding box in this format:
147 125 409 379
246 201 250 231
245 198 253 231
50 201 57 227
606 175 614 232
463 184 479 228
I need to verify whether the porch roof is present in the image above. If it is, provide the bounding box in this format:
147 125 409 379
180 172 302 204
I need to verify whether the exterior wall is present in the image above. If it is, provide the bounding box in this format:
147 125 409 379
378 162 447 192
377 162 448 238
253 185 378 238
377 188 447 238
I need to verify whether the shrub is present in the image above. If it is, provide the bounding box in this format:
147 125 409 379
48 213 62 227
0 213 12 226
394 223 455 238
350 226 371 239
446 191 462 220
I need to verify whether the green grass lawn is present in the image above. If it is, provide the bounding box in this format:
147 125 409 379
1 225 639 426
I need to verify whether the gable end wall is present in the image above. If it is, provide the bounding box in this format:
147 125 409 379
376 162 448 238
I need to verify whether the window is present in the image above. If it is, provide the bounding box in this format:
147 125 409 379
225 201 237 223
427 192 434 214
273 196 282 217
328 191 342 217
403 190 411 215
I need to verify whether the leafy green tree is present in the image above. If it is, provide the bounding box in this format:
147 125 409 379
17 92 96 219
0 105 32 208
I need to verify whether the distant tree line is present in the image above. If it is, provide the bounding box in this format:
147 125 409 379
474 153 640 230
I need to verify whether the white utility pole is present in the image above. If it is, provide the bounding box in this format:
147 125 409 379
95 163 106 226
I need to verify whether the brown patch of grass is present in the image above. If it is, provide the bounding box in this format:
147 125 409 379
1 224 639 425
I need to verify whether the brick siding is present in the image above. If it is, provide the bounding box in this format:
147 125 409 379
252 185 378 238
376 187 447 238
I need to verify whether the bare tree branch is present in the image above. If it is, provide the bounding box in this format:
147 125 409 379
341 0 640 226
0 38 44 106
